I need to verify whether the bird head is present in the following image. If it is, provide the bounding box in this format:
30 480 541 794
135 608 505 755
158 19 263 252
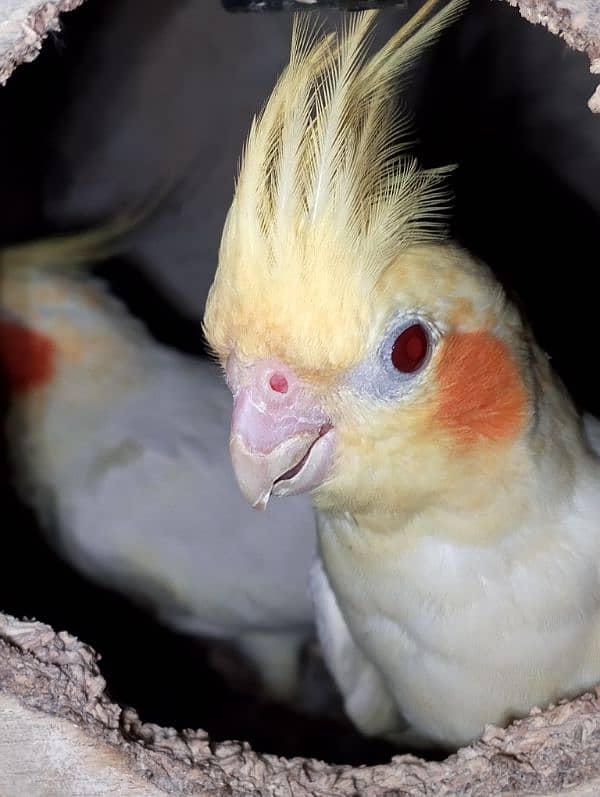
0 268 148 402
0 233 156 470
203 2 537 516
0 213 152 403
0 247 156 492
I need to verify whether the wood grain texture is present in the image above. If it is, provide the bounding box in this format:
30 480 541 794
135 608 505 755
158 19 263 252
0 696 165 797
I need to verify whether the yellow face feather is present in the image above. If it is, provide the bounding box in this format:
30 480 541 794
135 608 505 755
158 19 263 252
304 242 535 516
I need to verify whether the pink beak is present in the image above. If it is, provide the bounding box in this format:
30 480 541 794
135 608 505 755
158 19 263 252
227 355 335 510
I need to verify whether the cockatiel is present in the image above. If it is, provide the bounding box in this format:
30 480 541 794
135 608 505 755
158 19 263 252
0 227 317 700
203 0 600 750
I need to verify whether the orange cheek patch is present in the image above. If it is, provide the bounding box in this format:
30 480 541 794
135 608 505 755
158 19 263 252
0 321 56 394
435 331 527 443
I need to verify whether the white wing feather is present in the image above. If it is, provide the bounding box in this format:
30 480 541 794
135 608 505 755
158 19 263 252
40 353 316 636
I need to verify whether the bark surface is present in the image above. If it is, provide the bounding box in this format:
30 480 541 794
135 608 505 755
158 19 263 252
505 0 600 110
0 0 85 84
2 611 600 796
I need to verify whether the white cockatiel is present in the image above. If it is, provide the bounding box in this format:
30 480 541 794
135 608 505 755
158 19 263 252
203 1 600 750
0 228 317 700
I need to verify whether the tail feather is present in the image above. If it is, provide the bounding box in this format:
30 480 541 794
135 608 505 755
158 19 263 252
0 197 164 275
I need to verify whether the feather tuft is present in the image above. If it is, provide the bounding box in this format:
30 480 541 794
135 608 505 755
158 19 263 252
223 0 467 283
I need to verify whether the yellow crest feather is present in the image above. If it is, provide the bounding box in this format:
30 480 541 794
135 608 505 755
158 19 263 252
205 0 468 372
224 0 466 279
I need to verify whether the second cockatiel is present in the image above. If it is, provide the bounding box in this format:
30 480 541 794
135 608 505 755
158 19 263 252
0 229 316 700
203 1 600 749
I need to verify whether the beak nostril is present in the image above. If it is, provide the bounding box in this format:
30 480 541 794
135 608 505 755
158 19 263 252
269 372 288 394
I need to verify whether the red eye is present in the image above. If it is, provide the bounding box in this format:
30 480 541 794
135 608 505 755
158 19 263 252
391 323 428 373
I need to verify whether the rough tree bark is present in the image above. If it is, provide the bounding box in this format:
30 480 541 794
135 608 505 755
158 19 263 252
3 611 600 797
1 1 600 795
505 0 600 111
0 0 85 84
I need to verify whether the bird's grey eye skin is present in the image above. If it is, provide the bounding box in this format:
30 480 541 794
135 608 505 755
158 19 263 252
346 315 438 401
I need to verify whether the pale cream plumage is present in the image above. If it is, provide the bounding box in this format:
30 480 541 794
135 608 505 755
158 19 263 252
0 228 317 702
203 1 600 751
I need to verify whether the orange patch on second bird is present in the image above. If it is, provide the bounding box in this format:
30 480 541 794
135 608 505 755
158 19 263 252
435 331 527 443
0 320 56 393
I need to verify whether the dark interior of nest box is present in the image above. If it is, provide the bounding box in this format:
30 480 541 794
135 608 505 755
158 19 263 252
0 0 599 768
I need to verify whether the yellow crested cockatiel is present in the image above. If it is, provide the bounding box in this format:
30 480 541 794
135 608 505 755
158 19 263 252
203 0 600 749
0 226 317 701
